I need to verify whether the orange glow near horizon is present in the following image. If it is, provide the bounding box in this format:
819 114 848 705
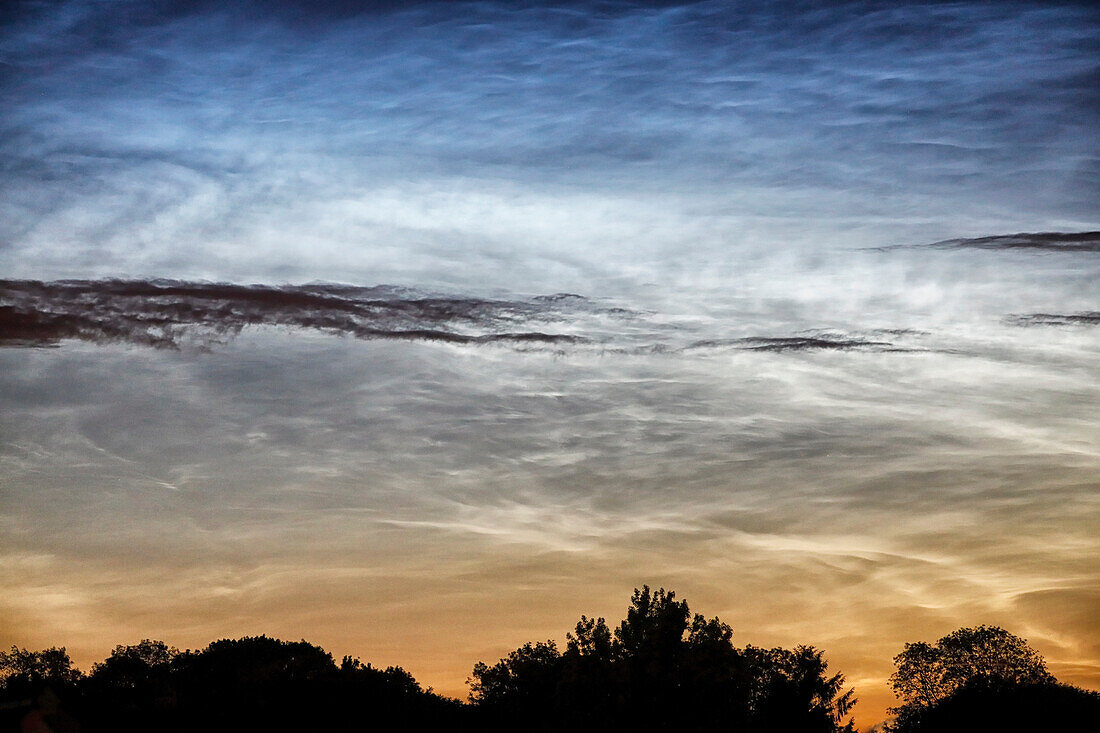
5 500 1099 729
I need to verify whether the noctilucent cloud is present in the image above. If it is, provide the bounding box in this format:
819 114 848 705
1 0 1097 726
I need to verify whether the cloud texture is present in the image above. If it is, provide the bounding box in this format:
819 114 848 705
1 1 1098 728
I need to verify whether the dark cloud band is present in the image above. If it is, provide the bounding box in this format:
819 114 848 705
928 232 1100 252
1009 312 1100 326
0 280 590 350
870 231 1100 253
685 336 902 353
0 279 924 354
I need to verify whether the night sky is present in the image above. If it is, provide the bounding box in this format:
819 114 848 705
1 1 1098 727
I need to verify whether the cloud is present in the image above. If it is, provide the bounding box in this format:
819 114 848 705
686 335 904 353
0 279 598 350
2 1 1098 287
926 232 1100 253
1009 311 1100 326
1 278 937 355
3 304 1099 722
2 2 1099 726
6 275 1096 363
867 231 1100 253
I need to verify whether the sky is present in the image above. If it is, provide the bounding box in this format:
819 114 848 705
1 0 1098 727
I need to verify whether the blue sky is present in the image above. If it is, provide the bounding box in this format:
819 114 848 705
3 0 1096 287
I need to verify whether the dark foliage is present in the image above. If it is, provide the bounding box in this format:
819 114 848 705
4 605 1097 732
0 646 82 694
469 586 856 732
0 646 83 732
887 680 1100 732
885 625 1099 732
1 637 460 733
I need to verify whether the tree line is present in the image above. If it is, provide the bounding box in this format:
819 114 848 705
1 586 1096 732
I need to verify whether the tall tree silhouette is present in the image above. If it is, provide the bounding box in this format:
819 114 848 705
743 645 856 732
614 586 692 730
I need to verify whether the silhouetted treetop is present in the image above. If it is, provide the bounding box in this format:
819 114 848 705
89 639 176 682
890 625 1052 712
468 639 563 731
565 615 613 659
0 645 81 692
6 611 1094 732
885 625 1095 733
615 585 691 659
470 586 856 732
1 636 462 733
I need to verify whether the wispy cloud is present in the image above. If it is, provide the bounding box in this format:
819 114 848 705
2 1 1097 287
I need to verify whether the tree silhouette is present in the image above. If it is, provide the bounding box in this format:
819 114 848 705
889 680 1100 733
168 635 344 731
0 646 81 693
469 586 857 732
679 614 751 729
613 586 693 730
83 639 179 728
89 639 176 689
0 646 83 733
469 640 563 730
891 625 1052 712
889 625 1052 716
22 605 1096 732
2 636 464 733
886 625 1097 732
743 645 856 732
334 655 463 729
615 586 690 660
560 615 617 728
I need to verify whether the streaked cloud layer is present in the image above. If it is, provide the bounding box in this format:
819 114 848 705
1 1 1097 727
3 0 1097 289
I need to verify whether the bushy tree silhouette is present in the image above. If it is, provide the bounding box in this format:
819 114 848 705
469 586 856 732
2 637 462 733
890 625 1051 712
743 645 856 732
170 636 337 730
469 640 563 730
0 646 81 693
12 607 1095 732
886 625 1098 732
890 680 1100 732
561 615 617 728
0 646 83 732
83 639 178 730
